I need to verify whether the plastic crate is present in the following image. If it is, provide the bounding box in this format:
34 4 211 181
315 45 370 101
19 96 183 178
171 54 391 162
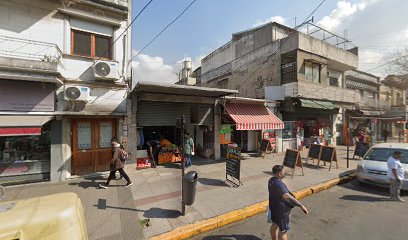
136 157 151 170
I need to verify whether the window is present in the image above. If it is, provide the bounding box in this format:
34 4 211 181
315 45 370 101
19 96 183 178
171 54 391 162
364 148 408 163
0 123 51 178
71 29 112 59
305 61 320 83
329 77 338 87
217 79 228 89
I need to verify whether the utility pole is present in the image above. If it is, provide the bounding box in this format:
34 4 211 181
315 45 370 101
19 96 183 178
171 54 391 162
181 114 186 216
346 115 350 168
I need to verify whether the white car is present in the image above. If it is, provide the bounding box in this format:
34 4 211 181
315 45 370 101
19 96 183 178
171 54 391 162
357 143 408 191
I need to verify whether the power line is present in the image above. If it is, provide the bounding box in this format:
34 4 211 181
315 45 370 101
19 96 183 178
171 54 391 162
77 0 155 79
128 0 198 65
237 0 327 90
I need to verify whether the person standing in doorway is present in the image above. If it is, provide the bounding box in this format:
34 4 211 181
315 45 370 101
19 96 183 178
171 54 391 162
99 138 133 188
387 151 405 202
269 165 308 240
145 139 161 168
184 132 194 168
383 128 390 142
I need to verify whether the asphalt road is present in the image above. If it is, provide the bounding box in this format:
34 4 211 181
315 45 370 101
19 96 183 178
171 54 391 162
191 180 408 240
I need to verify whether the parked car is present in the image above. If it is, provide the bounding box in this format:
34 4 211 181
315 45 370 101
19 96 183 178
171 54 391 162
356 143 408 190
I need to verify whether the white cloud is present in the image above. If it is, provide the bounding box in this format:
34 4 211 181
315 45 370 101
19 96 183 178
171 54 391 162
131 50 206 88
318 1 367 31
131 50 179 87
316 0 408 77
253 16 286 27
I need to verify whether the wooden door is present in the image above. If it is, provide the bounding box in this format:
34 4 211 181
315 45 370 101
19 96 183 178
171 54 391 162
95 120 116 172
72 119 117 175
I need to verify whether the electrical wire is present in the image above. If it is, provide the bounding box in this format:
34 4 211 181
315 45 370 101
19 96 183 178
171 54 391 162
128 0 198 66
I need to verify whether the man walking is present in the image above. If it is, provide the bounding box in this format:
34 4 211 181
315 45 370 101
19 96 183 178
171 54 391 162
387 151 405 202
184 132 194 168
268 165 308 240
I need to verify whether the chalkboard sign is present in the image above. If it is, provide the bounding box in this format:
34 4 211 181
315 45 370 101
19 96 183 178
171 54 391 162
260 139 273 158
282 149 304 177
320 146 335 162
260 139 270 152
283 149 299 169
353 142 370 158
307 144 321 162
317 146 338 171
226 147 242 187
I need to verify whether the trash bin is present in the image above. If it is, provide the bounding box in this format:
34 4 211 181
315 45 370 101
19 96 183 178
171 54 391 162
182 171 198 205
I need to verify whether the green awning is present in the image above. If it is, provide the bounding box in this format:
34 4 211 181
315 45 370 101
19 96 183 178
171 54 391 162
300 99 335 109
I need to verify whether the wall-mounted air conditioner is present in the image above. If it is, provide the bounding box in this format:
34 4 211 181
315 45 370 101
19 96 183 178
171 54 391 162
93 60 119 80
64 86 90 101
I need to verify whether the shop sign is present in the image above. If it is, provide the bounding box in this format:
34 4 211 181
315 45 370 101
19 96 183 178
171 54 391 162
0 80 54 112
220 124 232 134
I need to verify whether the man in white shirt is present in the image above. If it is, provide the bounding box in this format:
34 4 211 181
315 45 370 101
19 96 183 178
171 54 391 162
387 151 405 202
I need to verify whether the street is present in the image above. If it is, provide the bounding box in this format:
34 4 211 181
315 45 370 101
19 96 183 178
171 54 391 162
191 180 408 240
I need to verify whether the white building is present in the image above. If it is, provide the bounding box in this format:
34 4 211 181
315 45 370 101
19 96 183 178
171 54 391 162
0 0 132 183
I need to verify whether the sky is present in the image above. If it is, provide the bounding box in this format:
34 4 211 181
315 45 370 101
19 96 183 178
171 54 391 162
131 0 408 84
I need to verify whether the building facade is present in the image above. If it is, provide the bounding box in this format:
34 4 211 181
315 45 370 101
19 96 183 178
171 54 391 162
379 75 407 140
0 0 132 184
199 22 359 146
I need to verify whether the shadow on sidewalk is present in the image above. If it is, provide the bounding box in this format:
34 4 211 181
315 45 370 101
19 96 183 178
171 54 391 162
143 207 181 218
95 198 144 212
198 178 229 187
201 235 262 240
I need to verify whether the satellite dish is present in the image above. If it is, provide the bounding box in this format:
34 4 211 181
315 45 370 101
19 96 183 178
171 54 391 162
65 87 81 100
95 62 111 77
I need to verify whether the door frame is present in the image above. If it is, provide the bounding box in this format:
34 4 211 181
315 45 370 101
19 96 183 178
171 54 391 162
71 118 118 175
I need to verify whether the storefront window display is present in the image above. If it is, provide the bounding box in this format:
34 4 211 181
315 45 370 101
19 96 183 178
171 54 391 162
0 124 51 180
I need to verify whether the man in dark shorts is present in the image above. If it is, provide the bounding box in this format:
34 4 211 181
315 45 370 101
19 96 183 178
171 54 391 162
268 165 308 240
145 140 161 168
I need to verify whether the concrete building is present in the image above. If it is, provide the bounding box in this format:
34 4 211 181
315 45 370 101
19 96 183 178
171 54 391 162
379 75 408 140
343 70 386 144
0 0 132 184
199 22 359 146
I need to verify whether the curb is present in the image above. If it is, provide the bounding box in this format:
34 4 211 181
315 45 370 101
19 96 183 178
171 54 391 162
150 172 356 240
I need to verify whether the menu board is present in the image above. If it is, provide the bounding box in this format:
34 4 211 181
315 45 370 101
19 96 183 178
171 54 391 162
308 144 321 160
226 147 241 185
283 149 299 169
353 142 370 158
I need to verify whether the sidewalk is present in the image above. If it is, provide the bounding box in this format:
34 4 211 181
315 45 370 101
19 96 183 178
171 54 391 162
1 175 144 240
127 145 358 239
0 145 358 240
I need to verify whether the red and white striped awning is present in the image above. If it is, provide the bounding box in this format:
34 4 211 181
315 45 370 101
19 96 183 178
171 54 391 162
225 103 284 130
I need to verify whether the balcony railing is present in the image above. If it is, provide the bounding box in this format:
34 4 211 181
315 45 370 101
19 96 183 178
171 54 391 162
357 97 391 110
0 35 63 65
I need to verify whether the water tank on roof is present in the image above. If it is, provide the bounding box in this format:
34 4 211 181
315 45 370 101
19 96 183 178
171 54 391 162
183 59 192 70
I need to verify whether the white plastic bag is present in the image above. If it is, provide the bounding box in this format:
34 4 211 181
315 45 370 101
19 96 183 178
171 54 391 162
266 206 272 223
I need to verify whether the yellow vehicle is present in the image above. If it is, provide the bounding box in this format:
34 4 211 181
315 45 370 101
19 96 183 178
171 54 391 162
0 188 88 240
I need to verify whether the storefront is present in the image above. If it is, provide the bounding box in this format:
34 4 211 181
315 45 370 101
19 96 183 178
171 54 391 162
220 100 284 155
281 98 338 148
131 82 238 162
0 80 56 184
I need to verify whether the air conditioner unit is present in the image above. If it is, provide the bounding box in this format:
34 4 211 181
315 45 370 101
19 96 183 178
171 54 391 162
64 86 90 101
93 60 119 80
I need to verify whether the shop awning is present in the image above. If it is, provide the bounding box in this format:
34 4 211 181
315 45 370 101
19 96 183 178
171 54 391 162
0 116 53 136
225 103 284 130
300 99 335 109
